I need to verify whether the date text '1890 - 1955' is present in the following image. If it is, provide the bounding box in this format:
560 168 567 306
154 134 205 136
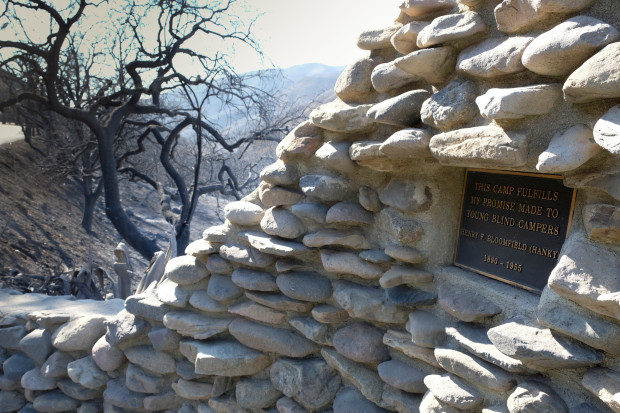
454 169 576 293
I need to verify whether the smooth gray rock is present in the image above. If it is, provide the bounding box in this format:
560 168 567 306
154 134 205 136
309 99 375 133
229 318 320 358
41 351 73 379
522 16 620 77
259 183 304 207
207 274 244 303
270 358 341 410
563 156 620 201
236 378 282 409
438 284 501 322
299 174 353 202
156 278 190 308
260 161 299 186
548 235 620 320
0 391 26 412
430 125 529 168
163 311 231 340
315 140 356 173
289 317 333 346
435 347 516 391
164 255 209 286
229 301 286 325
386 286 436 307
189 290 228 313
20 368 57 391
349 140 384 161
172 379 214 400
203 222 233 243
185 239 219 257
382 385 422 413
333 387 390 413
19 328 52 365
371 61 419 93
224 200 265 226
357 22 402 50
421 79 477 131
105 308 148 346
103 378 146 410
276 271 332 303
125 345 176 375
594 104 620 155
380 265 433 288
67 356 108 390
400 0 456 17
537 124 601 173
377 360 427 393
291 202 329 224
582 368 620 413
148 327 181 352
476 84 562 119
367 90 430 127
406 310 447 349
584 203 620 245
379 128 432 158
180 339 271 376
143 391 179 411
32 390 80 412
384 329 441 368
563 43 620 103
445 324 532 374
321 250 383 280
125 290 171 322
359 186 382 213
206 254 233 274
231 267 277 292
457 36 533 78
0 326 27 350
333 280 409 324
360 249 393 264
326 201 373 225
312 305 349 325
487 316 603 369
219 242 275 268
333 323 389 364
303 228 371 250
507 381 568 413
3 354 35 382
276 396 306 413
378 177 432 212
424 373 482 410
538 287 620 355
416 12 486 48
394 46 457 84
321 348 384 405
377 208 424 244
335 56 383 104
245 291 314 313
261 207 306 239
419 391 464 413
51 315 107 352
239 231 309 257
57 378 103 400
384 244 427 264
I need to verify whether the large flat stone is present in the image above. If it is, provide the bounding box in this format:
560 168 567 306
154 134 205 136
378 360 427 393
333 322 389 364
371 61 419 94
309 99 375 133
476 84 562 119
494 0 595 34
335 56 383 104
315 141 356 173
382 386 422 413
367 90 430 127
163 311 231 340
406 310 447 349
231 267 277 292
236 378 282 409
326 201 373 226
383 329 441 368
299 174 353 202
522 16 619 77
430 125 529 168
260 161 299 187
303 228 371 250
219 242 275 268
259 183 304 207
537 124 601 173
260 207 306 240
67 356 108 390
394 46 457 84
51 315 107 352
391 21 429 54
321 250 383 280
421 79 478 131
416 12 486 48
507 381 568 413
378 177 432 212
563 43 620 103
229 301 286 325
276 121 322 161
333 387 390 413
245 291 314 313
582 368 620 413
548 235 620 320
164 255 209 286
376 207 424 244
594 104 620 155
424 373 483 410
357 23 403 50
379 128 432 158
207 273 244 303
229 318 320 358
124 345 176 375
438 284 502 322
400 0 456 18
239 231 308 258
487 316 603 369
180 339 271 376
224 201 264 226
289 316 333 346
333 280 409 324
276 271 332 303
380 265 433 288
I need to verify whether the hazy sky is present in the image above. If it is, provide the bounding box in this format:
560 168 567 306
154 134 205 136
225 0 402 72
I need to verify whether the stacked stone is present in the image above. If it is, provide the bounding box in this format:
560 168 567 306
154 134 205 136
0 291 123 413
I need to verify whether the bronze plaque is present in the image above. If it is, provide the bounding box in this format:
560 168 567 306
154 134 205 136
454 169 576 293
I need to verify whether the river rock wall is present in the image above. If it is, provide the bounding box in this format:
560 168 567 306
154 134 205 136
2 0 620 411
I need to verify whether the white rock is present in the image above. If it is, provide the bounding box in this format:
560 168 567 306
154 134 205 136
379 128 432 158
371 61 419 93
494 0 596 34
367 90 430 127
335 56 383 104
224 201 264 226
537 124 602 172
400 0 456 17
394 46 457 84
430 125 529 167
421 79 478 131
260 207 305 239
593 104 620 154
391 21 429 54
522 16 620 77
309 99 375 133
315 141 355 172
475 84 562 119
457 36 534 78
563 43 620 103
416 12 486 48
357 23 403 50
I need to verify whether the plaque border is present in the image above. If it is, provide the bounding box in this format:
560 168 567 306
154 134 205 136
453 168 577 294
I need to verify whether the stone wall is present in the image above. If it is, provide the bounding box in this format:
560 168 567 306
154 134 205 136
1 0 620 411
